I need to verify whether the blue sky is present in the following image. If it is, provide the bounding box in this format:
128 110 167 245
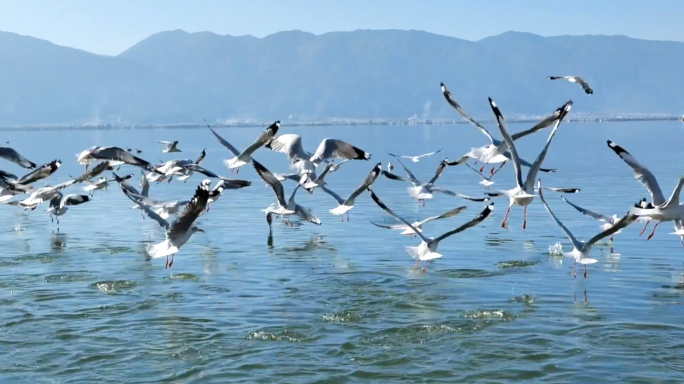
1 0 682 55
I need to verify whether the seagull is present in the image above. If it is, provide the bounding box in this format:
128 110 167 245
70 161 117 183
485 98 574 229
266 133 317 175
607 140 684 240
547 76 593 94
310 138 371 164
561 196 645 243
387 162 394 172
369 188 493 272
160 141 182 153
0 170 18 182
440 82 564 173
126 182 209 268
253 160 320 225
47 193 91 225
302 162 337 192
538 180 636 278
13 160 61 185
79 146 159 173
82 177 112 196
388 149 442 163
325 163 382 220
156 149 207 182
370 205 467 236
383 158 489 205
18 179 78 209
224 121 280 171
463 160 507 189
0 146 36 169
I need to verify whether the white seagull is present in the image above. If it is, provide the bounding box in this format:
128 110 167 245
369 188 493 272
670 220 684 248
370 205 467 236
253 160 320 225
78 146 159 173
547 76 593 95
160 141 182 153
127 182 209 268
538 180 636 278
82 176 113 196
388 149 442 163
440 82 565 173
17 179 77 210
387 162 394 172
463 160 507 189
383 158 489 204
47 193 91 225
607 140 684 240
324 163 381 220
224 121 280 171
486 98 574 229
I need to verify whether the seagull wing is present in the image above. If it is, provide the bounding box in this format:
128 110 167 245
61 194 90 208
370 221 408 230
0 147 36 169
430 187 490 202
560 196 612 222
344 163 382 205
431 204 494 245
368 189 431 244
440 83 495 143
427 160 448 185
168 183 210 238
239 121 280 158
266 134 309 162
0 170 18 182
511 100 573 141
524 101 572 190
124 191 170 229
538 181 582 250
576 77 593 94
206 124 240 156
418 206 467 226
16 160 61 185
48 193 63 209
488 98 524 189
415 148 442 159
253 160 288 207
311 139 371 162
382 170 410 183
294 204 321 225
582 212 637 253
71 161 113 183
92 147 157 173
320 185 345 205
140 171 150 197
607 140 665 205
391 157 420 184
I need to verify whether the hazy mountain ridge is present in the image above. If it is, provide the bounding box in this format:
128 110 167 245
1 29 683 126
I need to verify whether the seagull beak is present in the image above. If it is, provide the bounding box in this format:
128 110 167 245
197 228 205 233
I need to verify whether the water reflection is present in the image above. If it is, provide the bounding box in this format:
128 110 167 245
50 233 67 252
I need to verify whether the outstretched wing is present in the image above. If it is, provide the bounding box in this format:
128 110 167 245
427 160 448 185
511 100 573 141
240 121 280 157
92 147 158 173
124 190 170 229
419 206 467 226
0 147 36 169
266 134 310 162
432 204 494 244
206 121 240 156
368 189 431 244
71 161 113 183
320 185 345 205
16 160 61 185
389 157 420 184
538 180 582 250
345 163 382 204
61 194 90 208
524 101 572 190
488 98 524 189
607 140 665 206
168 183 210 238
253 160 288 207
582 212 637 252
561 196 612 222
440 82 494 143
430 187 490 202
312 139 371 162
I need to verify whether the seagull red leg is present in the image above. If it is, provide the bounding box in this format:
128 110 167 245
523 205 527 230
501 206 511 228
639 221 651 236
647 222 661 241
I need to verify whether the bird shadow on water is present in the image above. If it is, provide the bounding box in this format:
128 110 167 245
50 232 67 252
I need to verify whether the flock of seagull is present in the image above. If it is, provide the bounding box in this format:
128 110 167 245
0 76 675 277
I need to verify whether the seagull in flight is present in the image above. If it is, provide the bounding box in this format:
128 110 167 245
383 158 489 205
14 160 62 185
371 205 467 236
160 141 182 153
607 140 684 240
326 162 382 220
253 160 320 225
369 188 493 272
388 149 442 163
47 193 91 225
538 180 636 278
78 146 160 173
485 98 575 229
463 160 507 189
224 121 280 172
440 82 564 174
561 196 647 243
126 182 209 268
547 76 593 94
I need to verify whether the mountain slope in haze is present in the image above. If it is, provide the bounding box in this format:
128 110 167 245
2 29 684 125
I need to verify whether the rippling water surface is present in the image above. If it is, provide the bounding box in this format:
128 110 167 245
2 121 684 382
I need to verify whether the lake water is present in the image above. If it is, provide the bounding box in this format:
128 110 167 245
1 121 684 383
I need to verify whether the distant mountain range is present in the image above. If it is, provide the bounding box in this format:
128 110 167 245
0 29 683 126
